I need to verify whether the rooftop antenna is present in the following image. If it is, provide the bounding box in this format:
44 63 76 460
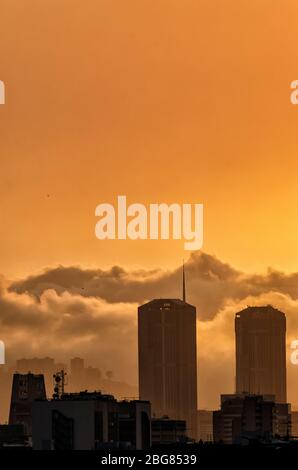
182 260 186 302
53 370 67 400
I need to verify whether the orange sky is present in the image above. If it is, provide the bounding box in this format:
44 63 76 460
1 0 298 278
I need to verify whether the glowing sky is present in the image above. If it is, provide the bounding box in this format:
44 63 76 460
2 1 298 415
1 0 298 277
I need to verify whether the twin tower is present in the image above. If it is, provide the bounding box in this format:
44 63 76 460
138 265 198 439
138 266 287 440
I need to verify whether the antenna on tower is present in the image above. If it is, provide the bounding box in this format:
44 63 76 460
182 260 186 302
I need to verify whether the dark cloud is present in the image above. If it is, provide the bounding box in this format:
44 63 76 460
8 252 298 319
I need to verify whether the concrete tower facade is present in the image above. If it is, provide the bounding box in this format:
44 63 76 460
235 305 287 403
138 298 197 439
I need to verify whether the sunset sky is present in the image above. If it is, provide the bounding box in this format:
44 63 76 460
1 0 298 277
1 1 298 414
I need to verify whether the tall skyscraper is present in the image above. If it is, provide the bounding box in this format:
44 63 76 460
235 305 287 403
138 269 197 439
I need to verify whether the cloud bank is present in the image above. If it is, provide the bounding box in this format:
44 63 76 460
9 251 298 320
1 252 298 410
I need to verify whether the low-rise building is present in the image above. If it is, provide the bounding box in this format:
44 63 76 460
151 417 186 445
213 393 290 444
197 410 213 442
32 391 151 450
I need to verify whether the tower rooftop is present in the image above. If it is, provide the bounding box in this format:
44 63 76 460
139 298 195 309
235 305 285 319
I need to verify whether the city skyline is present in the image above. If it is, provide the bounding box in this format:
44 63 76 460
0 294 295 446
2 250 298 414
1 0 298 458
1 0 298 429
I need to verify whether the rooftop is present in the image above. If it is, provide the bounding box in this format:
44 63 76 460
235 304 285 319
139 298 195 309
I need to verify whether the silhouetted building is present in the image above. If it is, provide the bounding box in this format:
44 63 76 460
0 365 12 424
235 305 287 403
275 403 291 437
85 366 101 388
197 410 213 442
9 373 46 436
0 424 27 448
151 417 186 445
32 391 151 450
138 298 197 439
69 358 101 391
213 393 291 444
70 357 84 381
16 357 67 397
16 357 55 374
291 410 298 438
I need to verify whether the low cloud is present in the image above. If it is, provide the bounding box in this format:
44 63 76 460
0 282 138 383
9 251 298 320
2 252 298 410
